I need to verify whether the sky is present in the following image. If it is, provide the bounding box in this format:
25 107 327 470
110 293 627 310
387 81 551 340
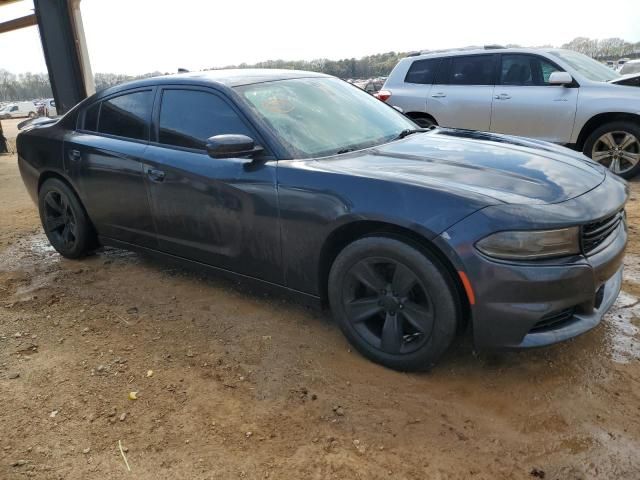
1 0 640 75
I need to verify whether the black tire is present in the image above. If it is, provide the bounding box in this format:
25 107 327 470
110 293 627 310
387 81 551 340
583 121 640 179
328 236 459 371
38 178 96 259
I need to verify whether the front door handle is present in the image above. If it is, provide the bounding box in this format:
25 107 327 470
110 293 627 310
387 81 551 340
147 168 165 182
494 93 511 100
69 149 81 161
431 92 447 98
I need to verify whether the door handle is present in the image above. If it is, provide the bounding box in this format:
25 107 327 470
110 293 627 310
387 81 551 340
69 149 81 161
494 93 511 100
147 168 165 182
431 92 447 98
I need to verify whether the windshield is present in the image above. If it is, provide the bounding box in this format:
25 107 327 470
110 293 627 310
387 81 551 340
235 77 416 158
547 50 621 82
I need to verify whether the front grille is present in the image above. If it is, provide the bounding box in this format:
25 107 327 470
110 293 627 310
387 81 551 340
581 210 624 255
530 307 575 333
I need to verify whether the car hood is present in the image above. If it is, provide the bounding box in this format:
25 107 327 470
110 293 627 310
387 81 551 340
313 128 606 205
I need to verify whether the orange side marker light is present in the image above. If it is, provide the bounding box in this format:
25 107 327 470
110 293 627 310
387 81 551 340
458 271 475 305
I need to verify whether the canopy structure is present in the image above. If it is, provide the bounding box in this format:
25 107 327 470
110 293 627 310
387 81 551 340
0 0 94 114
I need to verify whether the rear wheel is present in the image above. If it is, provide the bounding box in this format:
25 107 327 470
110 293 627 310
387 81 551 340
583 121 640 179
328 237 459 371
38 178 96 258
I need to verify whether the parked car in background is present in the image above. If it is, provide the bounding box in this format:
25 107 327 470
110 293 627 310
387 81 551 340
0 101 38 119
611 72 640 87
379 47 640 178
620 59 640 76
354 78 385 94
43 98 57 117
16 69 627 371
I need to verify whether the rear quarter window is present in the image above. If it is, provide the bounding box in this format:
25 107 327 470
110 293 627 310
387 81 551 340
404 58 441 84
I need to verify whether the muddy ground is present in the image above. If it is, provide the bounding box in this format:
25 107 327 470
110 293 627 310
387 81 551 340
1 117 639 479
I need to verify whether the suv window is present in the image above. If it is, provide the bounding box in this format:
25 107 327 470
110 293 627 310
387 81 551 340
97 90 152 140
405 59 440 84
158 89 253 150
448 55 495 85
500 54 564 86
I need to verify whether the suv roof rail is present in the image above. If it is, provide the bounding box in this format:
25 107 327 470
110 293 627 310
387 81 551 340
406 45 508 57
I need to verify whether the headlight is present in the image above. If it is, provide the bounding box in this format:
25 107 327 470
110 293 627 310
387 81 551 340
475 227 580 260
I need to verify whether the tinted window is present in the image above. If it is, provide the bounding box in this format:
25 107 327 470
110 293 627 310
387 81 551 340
405 59 440 84
448 55 495 85
98 90 152 140
158 89 252 150
83 102 100 131
500 55 564 86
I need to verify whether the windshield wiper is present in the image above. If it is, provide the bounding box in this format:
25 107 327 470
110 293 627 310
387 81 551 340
335 148 356 155
393 128 430 141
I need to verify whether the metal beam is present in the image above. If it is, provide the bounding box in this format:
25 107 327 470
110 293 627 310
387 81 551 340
33 0 94 114
0 13 36 34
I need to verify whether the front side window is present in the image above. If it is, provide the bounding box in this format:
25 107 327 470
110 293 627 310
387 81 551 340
405 58 440 84
500 54 564 86
448 55 495 85
158 89 253 150
98 90 152 140
236 77 416 158
10 106 18 112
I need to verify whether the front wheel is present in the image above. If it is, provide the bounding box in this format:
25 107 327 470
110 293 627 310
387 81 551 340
328 237 459 371
583 121 640 179
38 178 96 258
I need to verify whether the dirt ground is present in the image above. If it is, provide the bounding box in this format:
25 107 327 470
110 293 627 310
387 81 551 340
1 118 639 479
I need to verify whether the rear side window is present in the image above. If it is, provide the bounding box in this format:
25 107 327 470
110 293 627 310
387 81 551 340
83 102 100 131
158 89 253 150
405 59 440 84
448 55 496 85
98 90 153 140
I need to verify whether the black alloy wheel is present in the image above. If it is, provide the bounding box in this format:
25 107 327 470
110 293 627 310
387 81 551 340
329 236 459 371
341 256 433 355
38 178 96 258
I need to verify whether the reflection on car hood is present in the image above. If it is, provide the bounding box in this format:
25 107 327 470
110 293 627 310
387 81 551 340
315 128 606 205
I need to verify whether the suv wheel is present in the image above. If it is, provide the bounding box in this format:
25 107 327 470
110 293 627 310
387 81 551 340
411 116 435 128
328 236 459 371
583 121 640 179
38 178 97 258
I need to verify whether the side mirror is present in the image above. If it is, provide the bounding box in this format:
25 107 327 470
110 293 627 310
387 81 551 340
548 71 573 86
205 134 263 159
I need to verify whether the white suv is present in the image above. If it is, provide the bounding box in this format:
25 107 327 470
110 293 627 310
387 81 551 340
379 47 640 178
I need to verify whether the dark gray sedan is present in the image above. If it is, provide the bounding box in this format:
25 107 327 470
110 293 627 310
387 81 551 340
16 69 628 371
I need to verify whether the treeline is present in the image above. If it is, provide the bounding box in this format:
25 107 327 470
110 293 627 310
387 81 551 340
2 37 639 101
216 51 405 80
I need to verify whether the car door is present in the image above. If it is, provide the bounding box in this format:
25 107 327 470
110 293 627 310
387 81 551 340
426 54 496 131
490 54 578 143
64 88 158 248
142 87 282 284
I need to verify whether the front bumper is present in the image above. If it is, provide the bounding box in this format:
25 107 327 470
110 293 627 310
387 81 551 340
435 173 628 350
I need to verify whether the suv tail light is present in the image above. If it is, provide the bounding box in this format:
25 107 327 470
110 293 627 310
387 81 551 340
374 90 391 102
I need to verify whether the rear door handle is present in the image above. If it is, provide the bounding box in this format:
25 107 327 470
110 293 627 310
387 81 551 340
494 93 511 100
147 168 165 182
431 92 446 98
69 149 81 161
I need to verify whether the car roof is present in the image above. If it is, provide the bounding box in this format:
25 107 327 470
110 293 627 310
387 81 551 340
404 47 567 61
98 68 331 97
